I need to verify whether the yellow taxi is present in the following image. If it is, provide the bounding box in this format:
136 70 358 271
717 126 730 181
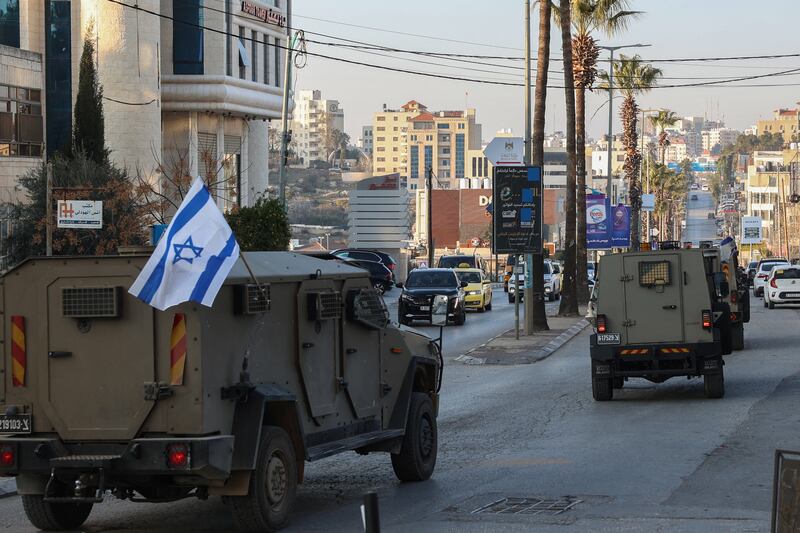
455 268 493 312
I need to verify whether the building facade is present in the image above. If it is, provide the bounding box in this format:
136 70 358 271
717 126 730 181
6 0 288 208
757 108 799 144
359 125 373 156
289 89 344 168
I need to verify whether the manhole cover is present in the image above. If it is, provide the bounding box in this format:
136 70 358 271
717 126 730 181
471 497 582 515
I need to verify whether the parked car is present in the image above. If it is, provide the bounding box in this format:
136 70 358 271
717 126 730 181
753 258 791 296
398 268 467 326
332 249 397 287
455 268 492 312
507 261 561 303
764 266 800 308
342 258 394 294
746 260 758 287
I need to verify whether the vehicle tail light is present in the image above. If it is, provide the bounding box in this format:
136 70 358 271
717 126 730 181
730 291 738 303
702 310 713 329
596 314 607 333
387 263 395 270
166 443 190 469
730 312 738 322
0 445 15 467
757 274 768 279
770 279 778 288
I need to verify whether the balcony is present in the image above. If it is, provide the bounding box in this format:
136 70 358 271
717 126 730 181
161 76 283 119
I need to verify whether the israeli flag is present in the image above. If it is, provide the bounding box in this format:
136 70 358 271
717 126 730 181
129 177 241 310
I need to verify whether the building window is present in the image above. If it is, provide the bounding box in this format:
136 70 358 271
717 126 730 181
274 37 280 87
472 157 477 177
458 123 465 129
251 30 258 82
455 133 465 179
437 123 450 129
376 126 385 131
197 132 217 181
440 159 450 167
263 34 270 84
376 137 385 141
426 135 433 141
424 145 432 173
410 145 419 179
238 27 248 79
376 116 385 121
0 0 20 48
410 135 417 141
45 0 71 157
0 85 43 157
377 157 385 162
376 147 385 152
173 0 204 74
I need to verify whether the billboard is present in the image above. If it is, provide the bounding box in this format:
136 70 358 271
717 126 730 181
741 216 763 244
492 166 542 254
586 194 610 249
57 200 103 229
610 204 631 248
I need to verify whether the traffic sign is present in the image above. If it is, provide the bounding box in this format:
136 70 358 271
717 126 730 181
483 137 524 166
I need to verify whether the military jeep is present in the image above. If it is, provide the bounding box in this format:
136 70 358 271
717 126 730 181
590 247 732 401
0 252 441 531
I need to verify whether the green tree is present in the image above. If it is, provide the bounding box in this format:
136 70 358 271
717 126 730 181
648 109 679 164
716 131 785 186
72 22 108 165
226 198 290 251
566 0 639 304
599 55 662 250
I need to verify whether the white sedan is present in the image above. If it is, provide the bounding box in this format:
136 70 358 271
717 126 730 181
753 261 791 297
764 266 800 308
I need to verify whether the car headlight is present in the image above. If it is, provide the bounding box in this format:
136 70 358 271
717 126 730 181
400 294 414 302
467 290 481 296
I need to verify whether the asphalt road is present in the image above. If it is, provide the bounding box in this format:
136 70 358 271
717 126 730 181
684 190 719 245
1 290 796 531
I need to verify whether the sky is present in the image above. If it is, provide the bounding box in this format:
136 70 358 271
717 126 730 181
290 0 800 144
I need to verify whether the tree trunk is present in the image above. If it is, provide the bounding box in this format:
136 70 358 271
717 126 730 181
529 0 551 331
575 85 589 305
558 0 579 317
621 95 642 251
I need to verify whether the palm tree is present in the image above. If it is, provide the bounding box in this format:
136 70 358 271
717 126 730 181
530 0 552 331
648 109 678 164
558 0 579 317
599 54 662 250
569 0 639 303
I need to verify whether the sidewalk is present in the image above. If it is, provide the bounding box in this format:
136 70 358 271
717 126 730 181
454 308 590 366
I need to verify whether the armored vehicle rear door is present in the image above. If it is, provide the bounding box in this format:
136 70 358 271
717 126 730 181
45 275 156 440
340 280 382 420
623 254 684 344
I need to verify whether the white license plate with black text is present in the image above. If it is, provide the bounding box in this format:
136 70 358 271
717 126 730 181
785 292 800 298
597 333 621 345
420 306 430 312
0 414 31 434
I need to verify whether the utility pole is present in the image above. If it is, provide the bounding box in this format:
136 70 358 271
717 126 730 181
523 0 534 335
278 11 295 206
46 163 53 256
427 166 434 268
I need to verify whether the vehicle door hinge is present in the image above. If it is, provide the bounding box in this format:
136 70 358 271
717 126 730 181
622 319 636 327
144 382 174 401
620 274 634 282
381 382 392 396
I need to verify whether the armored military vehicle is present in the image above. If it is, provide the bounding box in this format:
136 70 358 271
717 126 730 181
0 252 442 531
590 246 732 401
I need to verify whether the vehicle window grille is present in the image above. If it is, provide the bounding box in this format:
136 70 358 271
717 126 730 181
234 284 270 314
62 287 120 318
346 288 389 329
307 291 342 321
638 261 671 287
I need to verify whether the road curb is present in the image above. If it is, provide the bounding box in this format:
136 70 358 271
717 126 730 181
0 478 17 498
453 318 589 366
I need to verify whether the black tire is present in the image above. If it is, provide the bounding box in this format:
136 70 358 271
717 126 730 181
716 304 733 356
768 301 775 309
764 298 768 308
229 426 298 532
731 321 744 351
391 392 437 482
485 300 492 311
454 308 466 326
555 291 561 300
592 378 613 401
612 376 624 389
508 295 515 304
548 293 555 302
21 494 93 531
704 370 725 399
741 288 751 322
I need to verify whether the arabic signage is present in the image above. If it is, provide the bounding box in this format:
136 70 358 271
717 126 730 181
483 137 524 167
241 1 286 27
741 216 763 244
492 166 542 254
610 204 631 248
57 200 103 229
586 194 610 249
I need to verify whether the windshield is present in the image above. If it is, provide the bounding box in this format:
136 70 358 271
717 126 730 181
407 271 457 288
456 271 482 284
748 261 757 269
439 256 475 269
543 263 552 275
774 268 800 279
761 262 789 272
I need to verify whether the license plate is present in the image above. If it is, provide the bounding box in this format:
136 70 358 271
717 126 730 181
419 306 430 311
0 414 31 434
597 333 621 345
785 293 800 298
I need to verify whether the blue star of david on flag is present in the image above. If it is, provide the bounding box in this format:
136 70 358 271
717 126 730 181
129 177 241 310
172 236 204 264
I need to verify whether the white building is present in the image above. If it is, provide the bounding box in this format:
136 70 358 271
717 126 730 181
664 138 688 164
359 125 373 156
290 89 344 167
8 0 289 208
702 128 740 153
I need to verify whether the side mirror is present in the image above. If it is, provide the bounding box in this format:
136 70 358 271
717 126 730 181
483 280 491 285
396 282 404 289
430 295 449 326
460 281 469 288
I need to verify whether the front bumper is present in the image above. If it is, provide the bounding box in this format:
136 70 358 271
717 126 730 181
464 294 484 308
400 298 459 320
0 435 233 481
590 334 723 378
767 290 800 304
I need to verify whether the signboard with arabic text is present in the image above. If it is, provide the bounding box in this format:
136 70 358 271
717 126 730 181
57 200 103 229
492 166 542 254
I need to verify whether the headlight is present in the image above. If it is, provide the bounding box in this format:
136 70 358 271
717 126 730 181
467 290 481 296
401 294 414 302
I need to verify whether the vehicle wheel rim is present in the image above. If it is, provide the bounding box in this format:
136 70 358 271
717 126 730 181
419 414 434 458
265 452 288 507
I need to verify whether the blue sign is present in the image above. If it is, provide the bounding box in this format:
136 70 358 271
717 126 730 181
586 194 610 249
492 166 542 254
610 204 631 248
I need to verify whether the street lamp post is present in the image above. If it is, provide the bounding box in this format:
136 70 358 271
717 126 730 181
599 44 651 205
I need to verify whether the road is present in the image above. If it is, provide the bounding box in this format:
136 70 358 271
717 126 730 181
1 290 797 531
684 190 719 245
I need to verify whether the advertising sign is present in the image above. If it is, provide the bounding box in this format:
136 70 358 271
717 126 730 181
610 204 631 248
483 137 525 167
57 200 103 229
641 193 655 213
586 194 611 249
492 166 542 254
241 1 287 27
741 216 763 244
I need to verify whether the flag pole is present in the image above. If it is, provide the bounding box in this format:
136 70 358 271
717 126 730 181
239 251 263 290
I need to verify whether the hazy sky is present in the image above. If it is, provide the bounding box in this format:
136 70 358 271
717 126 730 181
291 0 800 144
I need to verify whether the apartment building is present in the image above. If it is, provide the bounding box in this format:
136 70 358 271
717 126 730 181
664 138 688 164
290 89 344 167
757 108 799 144
4 0 288 208
359 125 373 156
701 128 740 153
746 151 786 245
